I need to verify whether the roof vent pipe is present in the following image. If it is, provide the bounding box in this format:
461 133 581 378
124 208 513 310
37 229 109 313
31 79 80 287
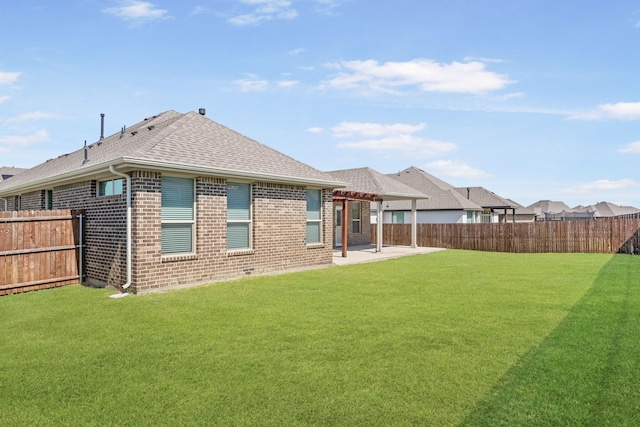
198 108 206 116
100 113 105 140
467 188 470 199
82 140 89 165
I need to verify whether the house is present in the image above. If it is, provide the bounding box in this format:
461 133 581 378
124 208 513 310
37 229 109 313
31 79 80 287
373 166 520 224
453 186 519 223
527 200 572 220
326 167 429 253
0 166 25 181
374 166 483 224
502 199 536 223
576 202 640 218
0 110 344 293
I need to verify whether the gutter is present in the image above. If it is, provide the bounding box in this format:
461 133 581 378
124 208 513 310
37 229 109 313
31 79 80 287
109 165 132 294
0 157 346 198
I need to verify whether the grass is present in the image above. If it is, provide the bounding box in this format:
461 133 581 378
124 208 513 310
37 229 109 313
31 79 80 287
0 250 638 426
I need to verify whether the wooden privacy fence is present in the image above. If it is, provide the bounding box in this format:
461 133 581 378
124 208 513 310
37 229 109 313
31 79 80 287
0 210 84 296
372 217 640 255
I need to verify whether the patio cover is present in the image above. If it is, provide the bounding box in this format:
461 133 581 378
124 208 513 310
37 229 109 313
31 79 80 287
327 167 429 257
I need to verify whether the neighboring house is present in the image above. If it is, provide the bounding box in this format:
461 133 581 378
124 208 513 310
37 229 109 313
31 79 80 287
0 110 344 293
527 200 639 221
527 200 572 220
374 166 483 224
502 199 536 223
453 186 519 223
326 167 429 253
576 202 640 218
0 166 26 182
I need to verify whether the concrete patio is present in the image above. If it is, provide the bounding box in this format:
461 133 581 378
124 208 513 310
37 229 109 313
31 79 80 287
332 245 445 266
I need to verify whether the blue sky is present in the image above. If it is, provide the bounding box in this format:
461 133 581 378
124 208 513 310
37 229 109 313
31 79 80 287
2 0 640 208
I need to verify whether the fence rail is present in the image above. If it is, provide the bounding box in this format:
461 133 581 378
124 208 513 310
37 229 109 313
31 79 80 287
372 217 640 255
0 210 84 295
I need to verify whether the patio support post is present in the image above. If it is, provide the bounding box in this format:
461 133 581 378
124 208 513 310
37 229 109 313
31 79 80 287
341 198 348 258
411 198 417 248
376 199 383 253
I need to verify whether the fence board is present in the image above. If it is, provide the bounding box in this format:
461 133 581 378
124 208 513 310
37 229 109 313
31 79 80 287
0 210 84 296
372 216 640 255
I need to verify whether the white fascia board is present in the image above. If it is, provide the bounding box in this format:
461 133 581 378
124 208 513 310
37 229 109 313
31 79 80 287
119 157 347 188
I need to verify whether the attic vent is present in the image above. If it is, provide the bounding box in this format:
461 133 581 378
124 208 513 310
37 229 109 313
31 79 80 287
147 125 155 131
199 108 206 116
131 131 138 136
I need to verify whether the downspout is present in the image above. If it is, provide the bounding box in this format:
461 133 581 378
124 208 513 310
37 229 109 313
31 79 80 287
109 165 132 292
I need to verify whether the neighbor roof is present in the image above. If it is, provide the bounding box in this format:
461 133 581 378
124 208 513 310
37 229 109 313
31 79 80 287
577 202 640 218
384 166 482 211
455 186 518 209
527 200 572 216
0 110 344 195
0 166 26 181
326 167 429 201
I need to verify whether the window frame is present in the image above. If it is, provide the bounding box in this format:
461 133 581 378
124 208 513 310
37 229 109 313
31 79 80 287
306 189 323 244
98 178 124 197
45 189 53 210
351 201 361 234
161 176 196 256
392 211 405 224
226 181 253 251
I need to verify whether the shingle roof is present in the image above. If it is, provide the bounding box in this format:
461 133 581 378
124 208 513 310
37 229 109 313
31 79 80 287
527 200 571 216
454 186 517 209
384 166 482 211
0 166 26 181
578 202 640 218
0 110 344 194
326 167 428 200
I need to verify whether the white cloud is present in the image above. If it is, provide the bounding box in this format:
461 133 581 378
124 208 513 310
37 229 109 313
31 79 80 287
307 127 324 133
102 1 170 26
277 80 299 87
424 159 492 179
620 141 640 154
332 122 426 138
5 111 58 123
0 129 50 148
332 121 456 158
0 71 20 84
228 0 297 25
491 92 525 102
321 58 513 95
0 95 9 104
564 178 640 194
315 0 341 14
234 74 268 91
288 48 306 55
569 102 640 120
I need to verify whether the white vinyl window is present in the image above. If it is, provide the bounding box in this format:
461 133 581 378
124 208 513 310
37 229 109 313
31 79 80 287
392 211 405 224
161 176 195 255
227 182 252 250
306 189 322 244
351 201 361 233
98 178 123 196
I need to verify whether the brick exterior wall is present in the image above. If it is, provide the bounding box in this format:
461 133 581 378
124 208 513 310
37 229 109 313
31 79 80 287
129 173 334 293
54 180 127 288
19 190 44 210
2 171 335 292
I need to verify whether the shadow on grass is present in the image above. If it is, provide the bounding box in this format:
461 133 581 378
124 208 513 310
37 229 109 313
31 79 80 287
461 254 640 426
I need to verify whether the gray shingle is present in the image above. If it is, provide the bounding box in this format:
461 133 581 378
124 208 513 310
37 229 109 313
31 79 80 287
326 167 428 200
0 110 343 194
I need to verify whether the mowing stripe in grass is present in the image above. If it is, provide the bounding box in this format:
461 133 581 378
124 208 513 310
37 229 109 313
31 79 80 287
461 254 640 426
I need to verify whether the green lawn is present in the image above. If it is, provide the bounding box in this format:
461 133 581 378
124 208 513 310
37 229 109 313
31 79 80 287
1 251 639 426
